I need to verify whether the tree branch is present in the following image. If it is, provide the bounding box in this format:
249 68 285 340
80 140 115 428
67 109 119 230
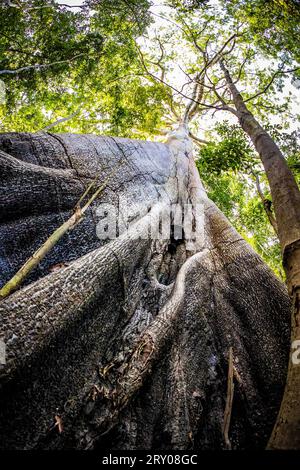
189 131 210 146
252 171 279 236
1 1 85 10
148 36 167 82
183 76 205 123
136 42 239 124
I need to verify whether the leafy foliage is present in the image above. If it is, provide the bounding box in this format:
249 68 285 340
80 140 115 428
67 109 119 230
222 0 300 64
196 123 288 278
0 0 169 137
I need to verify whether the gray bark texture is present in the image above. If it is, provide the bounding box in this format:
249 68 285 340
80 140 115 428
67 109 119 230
0 130 291 450
220 61 300 449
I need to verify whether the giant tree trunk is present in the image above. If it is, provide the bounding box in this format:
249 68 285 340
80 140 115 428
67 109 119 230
0 130 290 450
220 61 300 449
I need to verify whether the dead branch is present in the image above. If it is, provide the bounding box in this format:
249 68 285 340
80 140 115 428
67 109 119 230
0 54 84 76
252 172 279 236
2 1 85 10
0 160 124 300
189 131 210 146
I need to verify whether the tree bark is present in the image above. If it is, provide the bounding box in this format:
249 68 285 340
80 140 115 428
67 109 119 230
220 60 300 449
0 130 291 449
253 172 278 236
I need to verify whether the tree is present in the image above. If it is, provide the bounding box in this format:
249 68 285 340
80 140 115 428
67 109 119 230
0 129 290 450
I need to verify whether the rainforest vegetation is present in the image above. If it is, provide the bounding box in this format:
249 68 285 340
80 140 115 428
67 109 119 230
1 0 299 276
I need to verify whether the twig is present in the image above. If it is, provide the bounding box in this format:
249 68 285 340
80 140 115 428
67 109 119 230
0 159 124 300
223 346 234 450
233 365 242 385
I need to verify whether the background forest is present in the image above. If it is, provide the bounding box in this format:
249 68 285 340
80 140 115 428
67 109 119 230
0 0 300 278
